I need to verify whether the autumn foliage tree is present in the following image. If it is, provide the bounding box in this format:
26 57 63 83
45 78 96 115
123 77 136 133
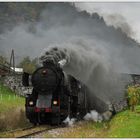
127 85 140 112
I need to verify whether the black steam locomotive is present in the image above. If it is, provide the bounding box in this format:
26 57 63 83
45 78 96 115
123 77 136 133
23 61 87 125
22 60 113 125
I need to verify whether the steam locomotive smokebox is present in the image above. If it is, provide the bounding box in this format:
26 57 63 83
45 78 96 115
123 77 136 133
31 67 62 94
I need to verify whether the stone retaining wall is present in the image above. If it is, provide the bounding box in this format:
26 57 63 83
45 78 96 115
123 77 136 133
3 75 32 97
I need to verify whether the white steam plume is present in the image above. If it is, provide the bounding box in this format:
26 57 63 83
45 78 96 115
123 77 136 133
84 110 103 122
63 116 77 126
84 110 113 122
58 59 67 68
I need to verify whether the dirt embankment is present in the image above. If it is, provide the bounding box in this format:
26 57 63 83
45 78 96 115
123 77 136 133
0 108 31 132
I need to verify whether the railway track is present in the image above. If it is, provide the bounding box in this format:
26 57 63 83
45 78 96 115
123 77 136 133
4 126 35 134
17 126 58 138
0 125 63 138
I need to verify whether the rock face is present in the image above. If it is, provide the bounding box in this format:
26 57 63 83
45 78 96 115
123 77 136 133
4 75 32 96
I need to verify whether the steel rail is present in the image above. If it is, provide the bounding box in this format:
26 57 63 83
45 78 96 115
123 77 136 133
16 126 59 138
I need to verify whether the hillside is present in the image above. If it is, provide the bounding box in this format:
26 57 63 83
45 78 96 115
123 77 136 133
0 2 46 33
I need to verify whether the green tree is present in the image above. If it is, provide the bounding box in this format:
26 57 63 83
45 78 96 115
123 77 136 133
0 56 7 65
18 56 37 74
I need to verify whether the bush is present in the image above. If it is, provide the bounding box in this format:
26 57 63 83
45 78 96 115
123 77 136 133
127 85 140 111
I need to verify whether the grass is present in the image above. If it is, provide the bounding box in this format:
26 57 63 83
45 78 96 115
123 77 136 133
0 83 25 113
107 106 140 138
0 83 31 133
45 106 140 138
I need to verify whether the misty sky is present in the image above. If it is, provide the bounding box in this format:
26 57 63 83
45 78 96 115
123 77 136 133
75 2 140 43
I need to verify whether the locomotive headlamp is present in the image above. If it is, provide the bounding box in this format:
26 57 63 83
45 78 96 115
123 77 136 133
29 101 34 105
42 69 47 74
53 100 58 105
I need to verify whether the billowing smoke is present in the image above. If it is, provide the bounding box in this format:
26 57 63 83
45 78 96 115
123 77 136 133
105 14 134 37
1 3 140 73
75 3 136 40
64 110 112 125
40 3 140 78
0 3 140 112
40 38 132 107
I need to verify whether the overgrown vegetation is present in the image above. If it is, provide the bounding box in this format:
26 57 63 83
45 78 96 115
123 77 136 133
127 85 140 111
0 83 31 132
